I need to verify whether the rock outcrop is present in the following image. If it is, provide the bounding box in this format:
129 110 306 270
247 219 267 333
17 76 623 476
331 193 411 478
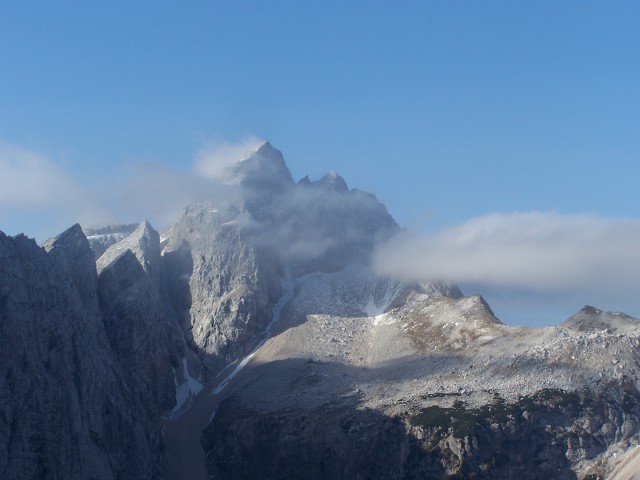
204 384 640 480
0 225 183 479
159 200 284 374
84 223 139 259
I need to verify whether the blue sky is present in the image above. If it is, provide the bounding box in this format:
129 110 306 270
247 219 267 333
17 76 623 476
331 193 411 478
1 2 640 325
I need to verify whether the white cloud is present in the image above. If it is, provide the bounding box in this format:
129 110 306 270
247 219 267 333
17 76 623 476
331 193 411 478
102 161 239 227
0 137 257 241
373 212 640 296
194 136 265 182
0 143 80 209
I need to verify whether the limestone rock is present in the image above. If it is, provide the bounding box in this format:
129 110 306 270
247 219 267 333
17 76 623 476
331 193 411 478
83 223 138 259
0 226 179 479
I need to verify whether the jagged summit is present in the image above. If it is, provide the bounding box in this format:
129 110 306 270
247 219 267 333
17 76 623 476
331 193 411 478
579 305 602 315
84 223 139 259
43 222 99 311
43 222 86 250
96 220 162 283
312 170 349 193
297 174 311 186
232 141 294 191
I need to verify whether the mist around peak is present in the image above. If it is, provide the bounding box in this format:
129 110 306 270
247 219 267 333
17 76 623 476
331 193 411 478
194 136 267 182
163 146 399 275
0 138 258 241
245 176 398 272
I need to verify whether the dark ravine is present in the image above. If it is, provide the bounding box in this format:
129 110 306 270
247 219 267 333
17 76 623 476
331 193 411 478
2 142 640 480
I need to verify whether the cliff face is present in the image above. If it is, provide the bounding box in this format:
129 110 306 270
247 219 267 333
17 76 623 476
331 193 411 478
0 225 181 479
405 385 640 479
160 201 284 375
204 384 640 480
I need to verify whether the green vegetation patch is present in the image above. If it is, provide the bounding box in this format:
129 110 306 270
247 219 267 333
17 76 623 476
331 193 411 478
411 389 581 438
411 401 479 438
410 405 452 430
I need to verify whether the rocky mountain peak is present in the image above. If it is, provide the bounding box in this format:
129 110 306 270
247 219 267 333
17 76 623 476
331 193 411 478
43 223 99 311
232 141 294 192
96 220 162 285
7 140 640 480
580 305 601 315
297 174 311 186
562 304 640 334
43 223 87 252
312 170 349 193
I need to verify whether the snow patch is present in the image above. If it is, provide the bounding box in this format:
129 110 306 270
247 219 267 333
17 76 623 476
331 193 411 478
364 278 405 317
372 313 396 326
172 358 203 417
365 298 384 317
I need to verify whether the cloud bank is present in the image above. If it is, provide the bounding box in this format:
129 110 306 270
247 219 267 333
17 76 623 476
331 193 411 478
374 212 640 298
104 161 240 227
0 143 80 209
247 181 397 269
0 138 257 241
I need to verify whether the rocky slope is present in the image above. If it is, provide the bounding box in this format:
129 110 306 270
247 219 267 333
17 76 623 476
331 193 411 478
201 283 640 479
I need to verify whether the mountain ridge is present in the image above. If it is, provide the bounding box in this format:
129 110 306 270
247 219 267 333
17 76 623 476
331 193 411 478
1 142 639 479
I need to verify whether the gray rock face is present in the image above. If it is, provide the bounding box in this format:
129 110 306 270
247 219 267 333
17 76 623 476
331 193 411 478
97 221 163 285
0 225 182 479
93 220 204 413
160 201 283 373
158 143 400 373
97 249 183 414
84 223 139 259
